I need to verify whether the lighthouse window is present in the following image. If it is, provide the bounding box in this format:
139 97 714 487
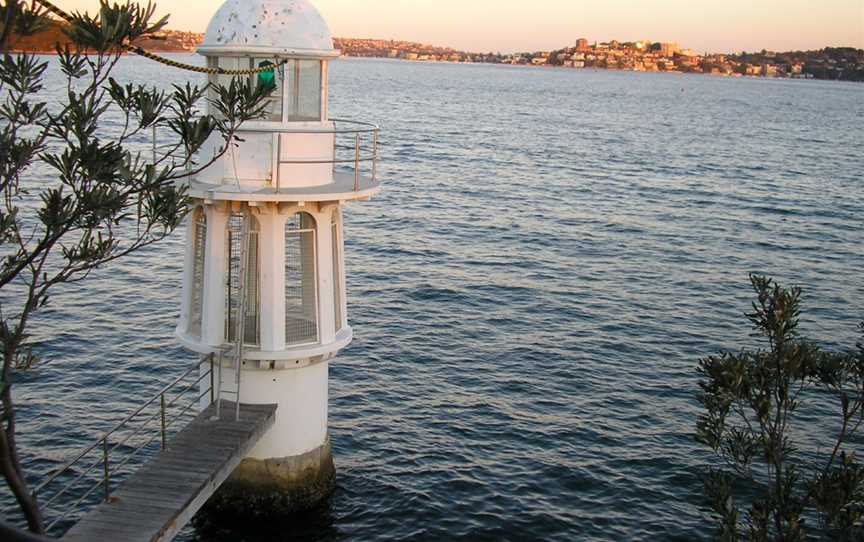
207 57 284 122
331 211 344 333
188 208 207 339
226 214 261 347
208 56 242 105
285 213 319 346
253 58 283 122
287 60 322 122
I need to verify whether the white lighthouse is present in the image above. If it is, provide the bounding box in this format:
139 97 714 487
174 0 380 512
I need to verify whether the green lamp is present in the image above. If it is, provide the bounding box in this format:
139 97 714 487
257 61 277 91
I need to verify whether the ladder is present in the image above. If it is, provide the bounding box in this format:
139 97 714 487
213 210 252 422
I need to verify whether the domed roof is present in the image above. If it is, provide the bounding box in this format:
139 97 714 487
199 0 337 57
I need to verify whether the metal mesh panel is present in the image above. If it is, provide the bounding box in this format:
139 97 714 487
188 209 207 339
245 232 260 344
285 213 319 346
226 214 260 346
331 213 344 333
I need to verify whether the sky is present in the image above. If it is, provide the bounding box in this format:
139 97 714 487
60 0 864 54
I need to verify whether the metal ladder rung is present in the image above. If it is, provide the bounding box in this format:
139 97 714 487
213 209 252 422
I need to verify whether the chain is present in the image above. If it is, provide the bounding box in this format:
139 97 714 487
34 0 286 75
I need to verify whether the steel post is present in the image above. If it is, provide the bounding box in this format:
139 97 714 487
102 438 110 503
160 393 167 450
354 133 361 191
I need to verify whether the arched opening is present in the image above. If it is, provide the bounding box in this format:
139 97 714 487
226 213 261 346
188 207 207 339
331 209 344 333
285 212 319 346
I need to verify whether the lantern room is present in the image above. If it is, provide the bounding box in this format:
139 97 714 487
190 0 380 194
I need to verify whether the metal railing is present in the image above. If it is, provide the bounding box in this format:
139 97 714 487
273 118 380 193
31 355 218 535
149 118 381 192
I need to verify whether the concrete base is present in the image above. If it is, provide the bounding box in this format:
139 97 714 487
204 438 336 517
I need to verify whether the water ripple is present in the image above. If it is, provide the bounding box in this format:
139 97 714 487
2 56 862 541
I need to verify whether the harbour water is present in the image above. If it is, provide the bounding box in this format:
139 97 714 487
7 56 864 540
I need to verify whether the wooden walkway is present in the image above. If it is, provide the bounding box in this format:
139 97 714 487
63 402 277 542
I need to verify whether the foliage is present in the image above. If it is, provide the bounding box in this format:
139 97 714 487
546 48 566 66
696 275 864 541
0 0 271 534
0 1 50 47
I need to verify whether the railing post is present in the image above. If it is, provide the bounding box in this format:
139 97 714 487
235 360 242 422
214 350 223 420
354 133 361 191
102 438 110 503
160 393 167 450
372 130 379 182
332 126 337 177
275 133 282 193
209 353 215 405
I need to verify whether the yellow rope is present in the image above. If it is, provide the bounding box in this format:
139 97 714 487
35 0 284 76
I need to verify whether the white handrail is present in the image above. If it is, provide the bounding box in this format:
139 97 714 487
31 356 216 533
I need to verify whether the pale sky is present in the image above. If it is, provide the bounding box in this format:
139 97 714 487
60 0 864 54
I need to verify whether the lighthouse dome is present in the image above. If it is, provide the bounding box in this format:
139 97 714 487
199 0 337 57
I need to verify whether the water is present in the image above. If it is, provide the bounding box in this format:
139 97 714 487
4 56 864 540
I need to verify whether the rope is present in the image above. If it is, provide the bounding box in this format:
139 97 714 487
34 0 285 75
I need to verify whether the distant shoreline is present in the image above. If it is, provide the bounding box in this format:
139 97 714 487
11 49 195 55
9 26 861 84
15 50 862 85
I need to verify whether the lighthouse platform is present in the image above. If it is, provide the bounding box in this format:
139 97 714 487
62 402 277 542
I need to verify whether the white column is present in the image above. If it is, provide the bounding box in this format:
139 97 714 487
321 60 329 121
334 207 347 332
316 208 336 345
176 209 196 336
202 204 229 348
242 362 330 459
257 209 286 351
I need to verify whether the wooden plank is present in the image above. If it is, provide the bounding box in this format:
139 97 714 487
139 460 222 474
105 498 189 512
67 514 164 530
108 486 194 500
62 401 276 542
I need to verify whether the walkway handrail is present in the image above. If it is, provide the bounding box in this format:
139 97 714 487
31 355 217 534
33 358 210 494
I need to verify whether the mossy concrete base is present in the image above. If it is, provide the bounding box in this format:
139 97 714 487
204 438 335 517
